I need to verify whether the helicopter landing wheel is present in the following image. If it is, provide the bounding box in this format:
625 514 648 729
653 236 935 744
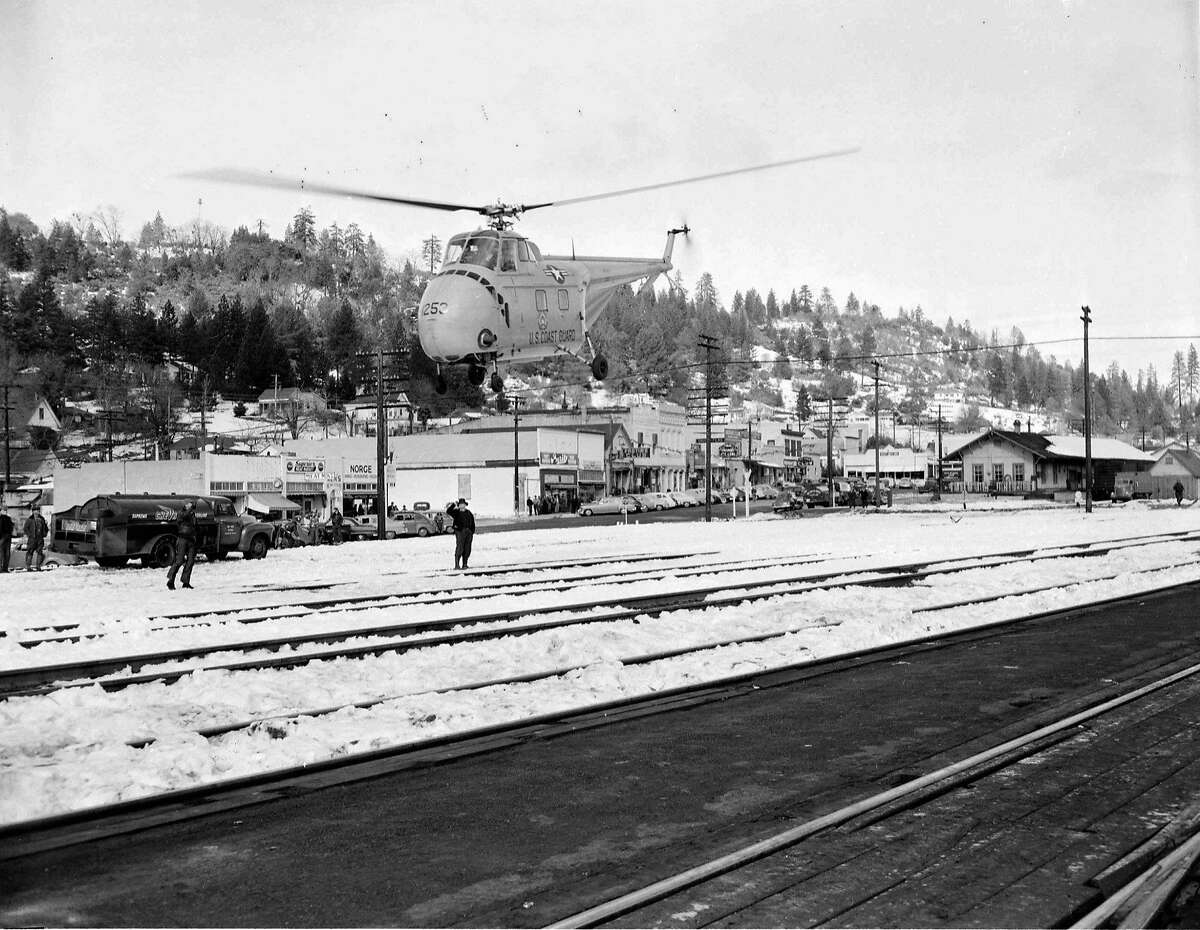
590 354 609 381
490 371 504 393
435 374 448 395
467 364 486 386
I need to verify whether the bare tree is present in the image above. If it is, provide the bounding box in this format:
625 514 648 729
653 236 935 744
93 205 124 246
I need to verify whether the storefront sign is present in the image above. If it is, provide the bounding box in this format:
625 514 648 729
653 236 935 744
347 461 376 478
285 459 326 475
539 451 578 466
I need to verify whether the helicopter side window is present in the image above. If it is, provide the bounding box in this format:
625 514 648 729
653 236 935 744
499 240 518 272
517 240 531 262
535 290 548 312
444 239 465 265
460 236 498 270
558 289 569 310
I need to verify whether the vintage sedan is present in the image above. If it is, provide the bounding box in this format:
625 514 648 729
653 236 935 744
358 510 451 538
632 492 676 511
577 495 643 516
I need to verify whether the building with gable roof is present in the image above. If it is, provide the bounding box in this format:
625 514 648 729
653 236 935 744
943 429 1153 499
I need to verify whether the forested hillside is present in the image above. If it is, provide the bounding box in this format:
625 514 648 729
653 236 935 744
2 204 1196 457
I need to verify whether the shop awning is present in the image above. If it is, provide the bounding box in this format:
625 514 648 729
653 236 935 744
246 493 301 514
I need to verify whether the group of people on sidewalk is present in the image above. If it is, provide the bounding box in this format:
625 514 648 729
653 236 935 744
0 505 49 573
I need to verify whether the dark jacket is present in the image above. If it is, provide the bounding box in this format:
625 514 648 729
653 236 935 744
0 513 13 539
23 513 47 544
176 508 197 540
450 505 475 534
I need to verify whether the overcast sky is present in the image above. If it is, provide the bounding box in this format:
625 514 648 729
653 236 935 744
3 0 1197 378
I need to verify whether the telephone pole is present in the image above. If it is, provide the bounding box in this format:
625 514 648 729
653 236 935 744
699 334 718 523
355 342 411 539
936 404 945 501
1081 306 1093 513
872 359 881 507
1 383 13 491
512 395 522 516
826 397 835 506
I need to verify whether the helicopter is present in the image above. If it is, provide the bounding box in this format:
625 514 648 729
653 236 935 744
187 148 858 394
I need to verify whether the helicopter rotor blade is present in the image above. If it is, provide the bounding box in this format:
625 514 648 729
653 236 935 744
521 147 860 213
179 168 493 216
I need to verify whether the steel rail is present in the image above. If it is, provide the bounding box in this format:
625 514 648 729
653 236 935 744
545 654 1200 928
7 536 1199 696
6 580 1200 863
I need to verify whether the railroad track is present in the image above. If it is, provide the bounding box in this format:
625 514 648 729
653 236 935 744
547 646 1200 928
5 530 1198 697
5 563 1200 848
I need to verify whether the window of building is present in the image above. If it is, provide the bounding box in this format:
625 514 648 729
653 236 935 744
992 463 1004 484
972 464 984 485
535 290 548 312
1013 462 1025 484
558 289 569 310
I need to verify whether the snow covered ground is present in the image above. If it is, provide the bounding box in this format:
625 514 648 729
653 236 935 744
1 499 1197 826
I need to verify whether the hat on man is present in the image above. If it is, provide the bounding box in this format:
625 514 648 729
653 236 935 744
457 498 468 505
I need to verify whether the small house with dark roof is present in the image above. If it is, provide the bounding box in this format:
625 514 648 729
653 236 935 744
5 387 61 442
943 429 1153 499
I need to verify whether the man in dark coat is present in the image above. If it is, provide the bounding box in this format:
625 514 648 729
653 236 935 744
449 498 476 569
330 507 344 544
167 500 198 590
22 507 48 572
1174 480 1185 506
0 506 13 573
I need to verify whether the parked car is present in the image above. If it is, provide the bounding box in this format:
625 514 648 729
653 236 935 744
752 484 780 499
633 492 676 511
321 516 377 543
12 539 88 569
577 494 642 516
897 477 914 489
772 489 805 514
668 491 699 508
358 510 451 538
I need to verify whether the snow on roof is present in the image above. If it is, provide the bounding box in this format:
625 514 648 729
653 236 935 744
1044 435 1154 461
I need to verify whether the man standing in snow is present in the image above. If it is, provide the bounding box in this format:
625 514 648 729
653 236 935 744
330 507 344 544
0 506 13 573
449 498 475 570
1174 480 1185 506
167 501 198 590
22 507 48 572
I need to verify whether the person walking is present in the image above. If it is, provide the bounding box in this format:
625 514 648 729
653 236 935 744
330 507 344 544
449 498 475 570
22 507 48 572
526 496 535 517
0 506 13 573
1173 480 1185 506
167 500 198 590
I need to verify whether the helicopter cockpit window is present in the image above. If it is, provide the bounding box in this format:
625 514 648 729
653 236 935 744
517 240 531 263
459 235 498 270
499 240 519 272
444 238 466 265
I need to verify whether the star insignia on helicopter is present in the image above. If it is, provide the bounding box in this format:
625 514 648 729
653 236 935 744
543 265 567 284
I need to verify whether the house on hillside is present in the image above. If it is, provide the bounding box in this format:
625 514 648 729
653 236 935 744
344 391 414 437
257 387 326 419
4 387 62 446
943 429 1153 499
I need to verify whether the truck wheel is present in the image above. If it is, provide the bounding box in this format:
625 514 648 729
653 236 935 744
247 535 270 559
147 538 176 568
385 531 397 540
98 556 130 568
